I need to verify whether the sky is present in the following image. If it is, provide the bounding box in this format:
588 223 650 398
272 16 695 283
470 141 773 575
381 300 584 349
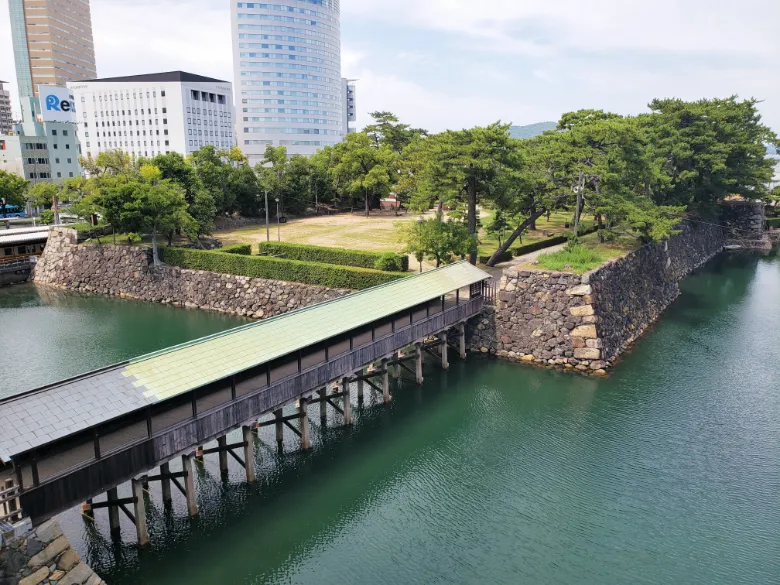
1 0 779 134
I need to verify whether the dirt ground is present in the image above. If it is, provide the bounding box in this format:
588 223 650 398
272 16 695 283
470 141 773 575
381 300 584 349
215 210 428 252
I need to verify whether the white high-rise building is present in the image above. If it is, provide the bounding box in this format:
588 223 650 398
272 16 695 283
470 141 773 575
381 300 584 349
231 0 344 163
68 72 235 161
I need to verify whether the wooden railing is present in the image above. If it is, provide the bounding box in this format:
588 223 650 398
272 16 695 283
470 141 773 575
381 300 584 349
0 480 22 523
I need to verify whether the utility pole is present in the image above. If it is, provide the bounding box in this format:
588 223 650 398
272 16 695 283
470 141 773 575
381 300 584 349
264 190 270 242
275 198 281 241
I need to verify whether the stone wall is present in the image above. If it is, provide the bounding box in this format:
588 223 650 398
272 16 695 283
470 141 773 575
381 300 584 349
720 201 765 240
470 221 726 372
0 521 105 585
33 229 347 318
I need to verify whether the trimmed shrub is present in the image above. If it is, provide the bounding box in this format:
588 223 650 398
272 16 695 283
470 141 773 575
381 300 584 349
767 217 780 229
258 241 409 272
160 247 407 290
514 235 569 257
373 252 405 272
222 244 252 255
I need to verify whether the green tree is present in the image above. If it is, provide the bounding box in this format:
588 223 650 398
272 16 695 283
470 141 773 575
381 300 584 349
365 111 427 154
643 96 778 210
256 145 289 216
0 171 29 217
188 146 234 215
124 172 191 265
402 212 476 270
410 123 516 264
27 182 61 209
331 133 395 216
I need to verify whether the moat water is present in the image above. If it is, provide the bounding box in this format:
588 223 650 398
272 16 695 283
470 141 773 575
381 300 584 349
1 251 778 585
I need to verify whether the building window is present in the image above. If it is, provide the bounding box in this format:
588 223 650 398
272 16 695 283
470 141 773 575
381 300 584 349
86 142 90 147
67 158 72 163
57 172 62 178
69 172 73 177
161 90 166 97
55 158 60 163
53 144 58 149
66 144 70 149
164 130 168 135
165 140 169 146
162 107 167 113
191 90 199 100
51 129 57 136
163 118 167 124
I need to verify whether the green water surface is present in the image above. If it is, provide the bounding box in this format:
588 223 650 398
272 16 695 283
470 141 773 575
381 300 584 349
1 252 779 584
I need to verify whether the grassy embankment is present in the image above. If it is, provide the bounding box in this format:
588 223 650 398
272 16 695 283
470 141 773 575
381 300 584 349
533 232 639 274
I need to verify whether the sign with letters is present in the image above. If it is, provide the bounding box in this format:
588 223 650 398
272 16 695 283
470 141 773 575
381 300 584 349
39 85 77 123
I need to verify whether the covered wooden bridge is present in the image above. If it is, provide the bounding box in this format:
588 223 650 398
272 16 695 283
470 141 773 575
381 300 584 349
0 261 491 544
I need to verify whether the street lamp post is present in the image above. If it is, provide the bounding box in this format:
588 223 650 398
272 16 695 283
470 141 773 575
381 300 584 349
264 190 270 242
275 198 280 242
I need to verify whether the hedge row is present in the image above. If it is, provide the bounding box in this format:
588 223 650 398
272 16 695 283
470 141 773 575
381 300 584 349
477 227 599 265
160 247 407 290
767 217 780 229
221 244 252 255
258 241 409 272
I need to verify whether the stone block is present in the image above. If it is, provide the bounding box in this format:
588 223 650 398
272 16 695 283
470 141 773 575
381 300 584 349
521 354 534 362
574 348 601 360
570 325 598 339
57 549 80 572
19 567 50 585
34 521 62 545
585 338 603 349
571 337 586 349
57 563 94 585
569 304 594 317
566 284 592 296
28 536 69 569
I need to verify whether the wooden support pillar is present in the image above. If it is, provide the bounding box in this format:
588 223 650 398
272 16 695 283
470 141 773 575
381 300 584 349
415 343 424 385
131 478 149 547
181 454 199 518
242 426 257 484
440 332 449 370
106 487 120 534
195 446 204 464
459 322 467 360
158 462 172 504
357 371 364 402
319 388 328 420
393 351 402 378
217 435 229 477
342 377 353 425
274 409 284 445
299 398 312 450
381 358 391 403
81 499 93 520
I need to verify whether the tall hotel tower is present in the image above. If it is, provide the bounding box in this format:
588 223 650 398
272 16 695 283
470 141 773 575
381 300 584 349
231 0 347 163
9 0 97 99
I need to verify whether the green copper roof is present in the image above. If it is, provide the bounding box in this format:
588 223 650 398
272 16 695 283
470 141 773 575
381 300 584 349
125 261 489 400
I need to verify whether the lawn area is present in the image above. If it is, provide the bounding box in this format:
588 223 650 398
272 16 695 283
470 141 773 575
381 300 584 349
214 211 427 253
477 210 594 260
530 232 639 274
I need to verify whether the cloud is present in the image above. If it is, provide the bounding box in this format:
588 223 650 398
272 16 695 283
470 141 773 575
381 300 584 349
1 0 778 135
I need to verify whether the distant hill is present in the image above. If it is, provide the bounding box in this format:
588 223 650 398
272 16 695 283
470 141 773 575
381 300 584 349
509 122 557 140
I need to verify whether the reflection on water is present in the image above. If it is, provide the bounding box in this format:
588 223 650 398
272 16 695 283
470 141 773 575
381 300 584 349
0 284 248 397
4 253 780 585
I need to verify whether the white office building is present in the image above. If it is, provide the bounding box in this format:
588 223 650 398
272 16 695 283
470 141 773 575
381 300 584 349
231 0 346 162
67 71 235 161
